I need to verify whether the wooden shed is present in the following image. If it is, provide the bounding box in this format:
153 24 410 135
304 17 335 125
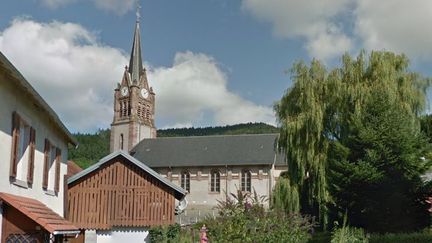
66 151 187 243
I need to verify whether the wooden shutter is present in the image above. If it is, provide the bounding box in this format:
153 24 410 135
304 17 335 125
10 112 20 178
42 139 50 189
54 148 61 193
27 127 36 184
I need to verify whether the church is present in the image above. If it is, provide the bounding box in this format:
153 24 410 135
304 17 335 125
108 11 287 223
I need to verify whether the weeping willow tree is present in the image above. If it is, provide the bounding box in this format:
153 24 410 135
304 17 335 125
272 172 300 214
275 51 430 228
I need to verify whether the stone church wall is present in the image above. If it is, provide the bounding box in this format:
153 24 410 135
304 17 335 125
157 165 272 208
155 165 289 224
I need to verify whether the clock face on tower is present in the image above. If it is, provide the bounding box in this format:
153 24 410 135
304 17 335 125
140 88 149 99
121 87 128 96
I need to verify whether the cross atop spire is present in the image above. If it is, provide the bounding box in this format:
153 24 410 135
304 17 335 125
128 1 143 85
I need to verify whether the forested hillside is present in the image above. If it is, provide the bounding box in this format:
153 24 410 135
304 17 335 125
68 129 111 169
69 122 278 169
157 122 278 137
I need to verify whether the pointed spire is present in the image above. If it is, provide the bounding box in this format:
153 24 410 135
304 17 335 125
128 1 143 84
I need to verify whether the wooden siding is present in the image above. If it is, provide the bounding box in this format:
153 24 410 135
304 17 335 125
67 158 175 230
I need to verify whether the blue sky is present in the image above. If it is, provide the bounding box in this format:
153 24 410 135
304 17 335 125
1 0 432 132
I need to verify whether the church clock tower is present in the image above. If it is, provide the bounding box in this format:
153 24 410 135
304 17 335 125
110 10 156 152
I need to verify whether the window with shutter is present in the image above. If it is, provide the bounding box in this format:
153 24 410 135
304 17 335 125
43 141 60 193
54 148 61 193
42 139 50 189
10 112 33 183
48 145 56 191
10 112 20 178
27 127 36 184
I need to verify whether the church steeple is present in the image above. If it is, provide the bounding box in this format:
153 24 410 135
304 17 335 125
110 1 157 153
128 4 144 84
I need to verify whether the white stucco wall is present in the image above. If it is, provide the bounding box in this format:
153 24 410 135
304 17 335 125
0 73 69 216
96 228 150 243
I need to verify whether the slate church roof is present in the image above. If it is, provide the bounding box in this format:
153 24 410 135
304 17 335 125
131 133 286 168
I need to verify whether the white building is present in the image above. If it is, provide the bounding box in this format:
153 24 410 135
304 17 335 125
0 51 79 242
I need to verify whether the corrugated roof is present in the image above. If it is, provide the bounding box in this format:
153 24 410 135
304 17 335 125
0 192 79 234
0 52 77 146
131 133 286 167
67 151 187 200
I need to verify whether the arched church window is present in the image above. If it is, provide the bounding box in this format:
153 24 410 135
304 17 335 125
210 170 220 192
241 170 251 192
120 134 124 150
181 171 190 192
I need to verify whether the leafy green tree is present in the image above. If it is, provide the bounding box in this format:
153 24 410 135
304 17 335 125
330 93 431 232
158 122 278 137
275 51 430 229
420 115 432 142
68 129 110 168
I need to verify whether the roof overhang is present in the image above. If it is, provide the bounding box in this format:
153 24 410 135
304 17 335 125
0 192 79 235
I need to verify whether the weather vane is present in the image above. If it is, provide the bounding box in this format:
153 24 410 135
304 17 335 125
136 0 141 22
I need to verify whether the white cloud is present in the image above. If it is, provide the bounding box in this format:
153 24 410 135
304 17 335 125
241 0 353 61
305 26 352 61
0 18 275 132
243 0 432 63
0 18 127 132
39 0 136 15
148 51 275 127
354 0 432 61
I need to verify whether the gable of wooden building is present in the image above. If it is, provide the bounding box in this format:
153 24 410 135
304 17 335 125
67 151 186 230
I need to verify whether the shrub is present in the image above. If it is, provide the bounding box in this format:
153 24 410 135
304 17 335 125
197 189 313 243
331 226 368 243
149 223 187 243
331 214 368 243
